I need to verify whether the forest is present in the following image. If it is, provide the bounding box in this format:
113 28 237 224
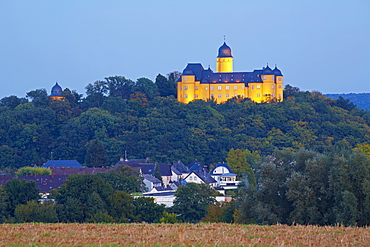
1 74 369 169
0 73 370 226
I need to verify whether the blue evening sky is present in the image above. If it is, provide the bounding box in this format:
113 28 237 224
1 0 369 99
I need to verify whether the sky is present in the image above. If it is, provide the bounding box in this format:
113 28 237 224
1 0 369 99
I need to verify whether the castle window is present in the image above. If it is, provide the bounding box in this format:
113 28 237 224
252 86 254 89
257 85 261 89
234 85 238 90
210 94 214 98
226 85 230 90
226 94 230 98
218 94 222 98
183 76 188 81
257 93 260 97
272 85 275 89
234 94 237 97
184 94 188 98
210 86 214 90
278 85 282 88
180 86 182 90
272 93 275 97
272 75 275 80
195 86 198 90
242 85 244 89
180 95 182 98
184 86 188 90
195 94 198 98
263 76 266 80
218 86 222 90
205 87 208 90
278 94 282 98
278 77 282 81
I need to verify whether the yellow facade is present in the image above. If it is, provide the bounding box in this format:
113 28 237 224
177 42 283 104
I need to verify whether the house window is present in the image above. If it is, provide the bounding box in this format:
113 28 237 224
184 94 188 98
226 94 230 98
184 86 188 90
189 176 192 181
234 85 238 90
195 86 198 90
226 85 230 90
218 86 222 90
218 94 222 98
194 94 198 98
257 85 261 89
257 93 260 97
210 86 214 90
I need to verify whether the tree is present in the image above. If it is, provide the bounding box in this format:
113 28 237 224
85 139 109 167
134 77 158 101
0 187 9 223
172 183 216 223
5 178 40 217
16 167 51 175
26 89 49 107
133 197 165 223
155 74 176 97
226 148 258 188
84 80 107 108
105 76 134 99
108 191 135 223
0 95 28 109
160 211 178 224
15 201 58 223
96 165 145 193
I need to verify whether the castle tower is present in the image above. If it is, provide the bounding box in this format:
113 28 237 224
216 42 233 73
49 82 65 100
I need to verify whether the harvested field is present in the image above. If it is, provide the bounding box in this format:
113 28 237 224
0 223 369 246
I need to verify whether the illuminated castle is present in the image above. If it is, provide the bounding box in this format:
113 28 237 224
177 42 283 104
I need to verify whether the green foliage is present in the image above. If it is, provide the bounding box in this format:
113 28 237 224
160 211 178 224
96 165 145 193
172 183 216 223
5 178 40 217
108 191 135 223
0 186 10 223
85 139 109 167
16 167 51 175
15 201 58 223
226 148 258 188
133 197 165 223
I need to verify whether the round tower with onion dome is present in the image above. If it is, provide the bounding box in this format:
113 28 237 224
216 42 233 73
49 82 65 100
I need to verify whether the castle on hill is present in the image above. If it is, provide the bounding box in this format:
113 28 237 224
49 82 65 100
177 42 284 104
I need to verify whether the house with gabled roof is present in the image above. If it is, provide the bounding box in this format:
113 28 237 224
210 163 240 189
142 174 162 192
172 161 190 179
183 170 217 188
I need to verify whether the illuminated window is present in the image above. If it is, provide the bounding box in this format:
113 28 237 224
226 85 229 90
205 87 208 90
195 86 198 90
218 94 222 98
257 85 261 89
272 85 275 89
210 86 214 90
226 94 230 97
234 85 238 90
218 86 222 90
184 94 188 98
195 94 198 98
257 93 260 97
184 86 188 90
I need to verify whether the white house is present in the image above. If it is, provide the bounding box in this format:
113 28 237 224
209 163 240 189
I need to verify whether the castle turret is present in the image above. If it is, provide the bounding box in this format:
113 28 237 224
216 42 233 73
49 82 65 100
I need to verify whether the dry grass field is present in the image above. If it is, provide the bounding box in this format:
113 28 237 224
0 223 369 246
